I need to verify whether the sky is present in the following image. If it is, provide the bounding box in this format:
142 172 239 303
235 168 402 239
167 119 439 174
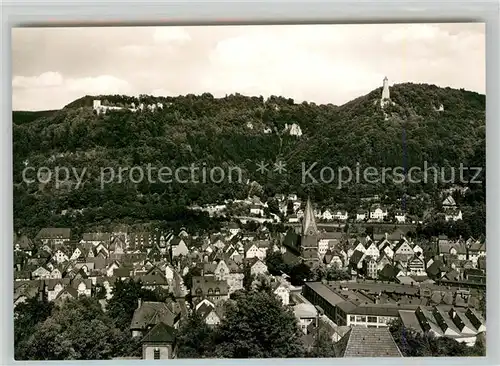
12 23 485 111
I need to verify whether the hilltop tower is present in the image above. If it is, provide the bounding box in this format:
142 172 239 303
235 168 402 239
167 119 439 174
300 198 320 267
381 76 390 100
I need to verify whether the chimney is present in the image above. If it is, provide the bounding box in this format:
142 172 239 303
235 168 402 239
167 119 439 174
138 298 142 309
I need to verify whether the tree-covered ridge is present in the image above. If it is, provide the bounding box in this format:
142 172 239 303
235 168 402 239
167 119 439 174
12 110 58 125
12 83 485 234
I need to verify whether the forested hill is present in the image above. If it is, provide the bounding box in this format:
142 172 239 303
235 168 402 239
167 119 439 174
12 83 485 234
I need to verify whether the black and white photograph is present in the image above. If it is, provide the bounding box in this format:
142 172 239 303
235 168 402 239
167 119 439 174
11 23 486 360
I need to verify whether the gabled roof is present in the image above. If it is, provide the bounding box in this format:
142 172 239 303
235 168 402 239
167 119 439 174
335 326 402 357
393 239 412 253
136 273 169 286
191 276 229 296
55 286 78 300
323 250 334 264
426 259 447 277
141 322 176 344
196 302 218 321
468 241 486 252
82 232 111 242
36 228 71 239
203 262 217 275
15 235 33 250
130 301 176 330
439 241 467 255
349 250 364 266
442 195 456 206
170 236 182 246
319 231 344 240
379 264 400 280
283 229 299 250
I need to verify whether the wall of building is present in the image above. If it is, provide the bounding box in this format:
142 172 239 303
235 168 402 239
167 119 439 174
142 344 172 359
346 314 396 328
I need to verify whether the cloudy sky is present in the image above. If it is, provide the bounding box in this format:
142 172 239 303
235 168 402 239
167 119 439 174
12 23 485 111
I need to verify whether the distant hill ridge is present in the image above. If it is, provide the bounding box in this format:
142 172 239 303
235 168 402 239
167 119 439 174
12 82 485 232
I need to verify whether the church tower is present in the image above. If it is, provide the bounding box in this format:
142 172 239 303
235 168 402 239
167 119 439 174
381 76 390 100
300 198 320 267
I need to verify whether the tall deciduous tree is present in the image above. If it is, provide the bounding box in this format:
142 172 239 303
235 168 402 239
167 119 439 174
14 296 54 359
106 278 169 330
306 329 337 358
176 312 215 358
212 291 305 358
19 297 133 360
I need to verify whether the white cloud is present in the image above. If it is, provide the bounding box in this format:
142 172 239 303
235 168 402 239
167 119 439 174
12 71 64 89
12 73 131 110
382 24 441 43
153 27 191 44
202 28 387 104
151 88 176 97
65 75 131 95
11 24 485 110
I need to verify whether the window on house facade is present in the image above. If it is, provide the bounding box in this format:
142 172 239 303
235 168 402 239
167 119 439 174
355 316 366 322
367 316 377 323
154 348 160 359
379 317 391 324
350 316 355 322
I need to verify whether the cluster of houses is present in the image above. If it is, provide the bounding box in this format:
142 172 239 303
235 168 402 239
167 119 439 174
12 192 484 359
13 222 296 359
283 198 486 288
330 232 486 285
190 192 464 227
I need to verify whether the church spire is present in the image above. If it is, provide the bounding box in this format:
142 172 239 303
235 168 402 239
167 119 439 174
302 197 318 236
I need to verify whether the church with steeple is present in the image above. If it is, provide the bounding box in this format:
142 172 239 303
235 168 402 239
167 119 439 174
282 197 321 268
299 198 320 267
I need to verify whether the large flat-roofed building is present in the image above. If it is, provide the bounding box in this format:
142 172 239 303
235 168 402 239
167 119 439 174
302 281 478 328
302 282 419 327
302 282 347 324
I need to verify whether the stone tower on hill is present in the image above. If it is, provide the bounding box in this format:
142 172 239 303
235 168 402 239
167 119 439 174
300 198 320 268
382 76 390 99
380 76 391 107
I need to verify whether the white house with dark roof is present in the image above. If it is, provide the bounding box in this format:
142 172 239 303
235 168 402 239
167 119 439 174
52 248 70 264
395 212 406 223
170 236 189 258
442 195 457 209
356 211 368 221
321 209 333 221
332 210 348 221
445 209 463 222
370 206 388 221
